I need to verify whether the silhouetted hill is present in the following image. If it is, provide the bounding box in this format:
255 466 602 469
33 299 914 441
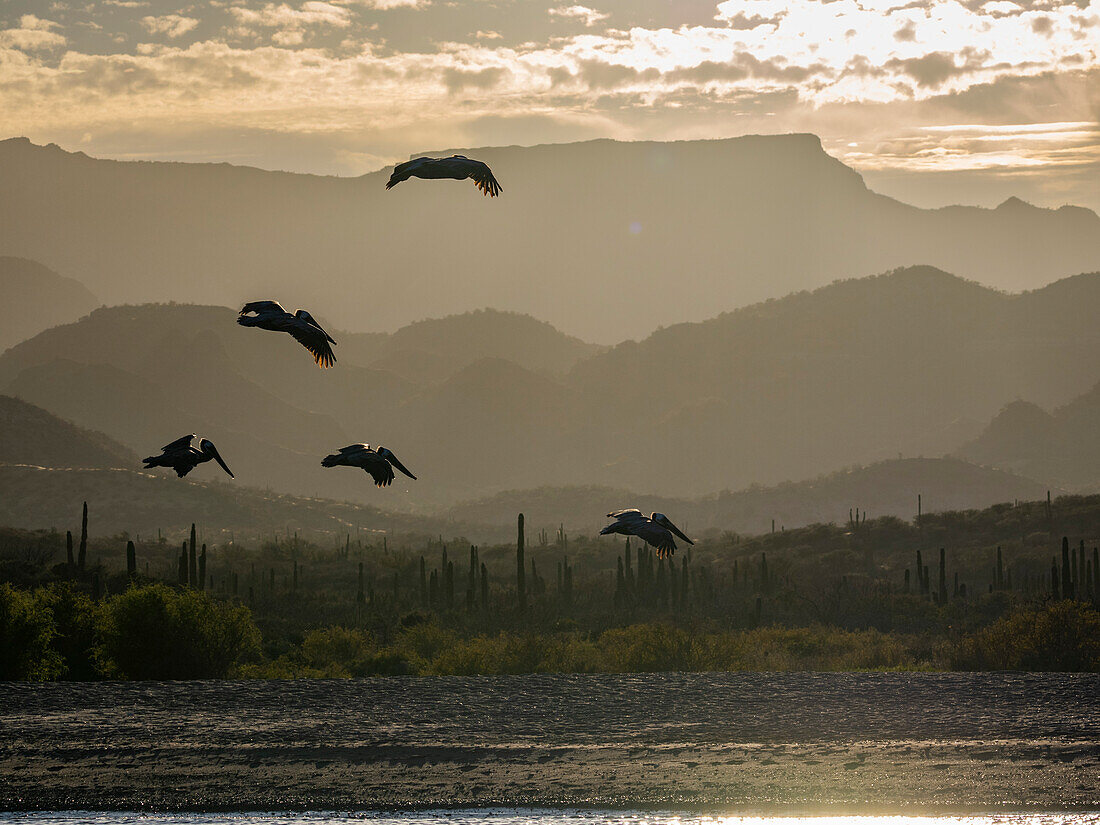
2 135 1098 342
0 465 456 539
0 257 98 352
956 382 1100 491
3 267 1098 504
444 458 1056 537
0 395 135 469
564 266 1100 493
339 309 603 381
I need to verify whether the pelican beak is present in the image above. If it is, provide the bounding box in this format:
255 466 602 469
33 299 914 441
210 447 235 479
666 520 694 545
390 455 417 480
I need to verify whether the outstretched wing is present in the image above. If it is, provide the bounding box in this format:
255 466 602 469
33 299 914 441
161 434 196 453
338 443 370 454
287 323 337 368
608 508 644 520
239 300 285 315
365 458 396 487
637 523 677 558
464 159 502 197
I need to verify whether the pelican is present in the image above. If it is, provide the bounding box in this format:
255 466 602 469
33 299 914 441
321 443 417 487
386 155 502 197
237 301 336 368
143 434 235 479
600 510 693 558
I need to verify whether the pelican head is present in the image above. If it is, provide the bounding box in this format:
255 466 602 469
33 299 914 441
653 513 693 545
200 439 235 479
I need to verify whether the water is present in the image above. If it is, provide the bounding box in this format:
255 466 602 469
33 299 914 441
3 674 1098 812
4 814 1099 825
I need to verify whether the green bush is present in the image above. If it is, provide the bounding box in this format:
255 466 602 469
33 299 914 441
0 583 62 680
96 584 260 679
39 583 98 679
955 600 1100 671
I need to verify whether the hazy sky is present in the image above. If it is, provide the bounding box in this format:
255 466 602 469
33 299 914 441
1 0 1097 210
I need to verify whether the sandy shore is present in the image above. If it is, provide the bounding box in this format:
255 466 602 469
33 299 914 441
2 673 1098 812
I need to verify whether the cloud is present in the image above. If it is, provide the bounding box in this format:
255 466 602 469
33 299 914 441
549 5 611 27
141 15 199 39
0 15 66 51
227 2 351 43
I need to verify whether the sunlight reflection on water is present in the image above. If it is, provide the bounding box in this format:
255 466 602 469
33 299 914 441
5 813 1100 825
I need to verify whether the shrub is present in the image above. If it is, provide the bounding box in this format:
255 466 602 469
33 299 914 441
954 600 1100 671
96 584 260 679
39 583 98 680
0 583 62 680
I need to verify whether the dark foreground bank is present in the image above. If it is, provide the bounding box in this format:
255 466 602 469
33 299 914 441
2 672 1099 811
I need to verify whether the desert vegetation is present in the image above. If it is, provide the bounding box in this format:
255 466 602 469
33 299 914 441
2 494 1099 679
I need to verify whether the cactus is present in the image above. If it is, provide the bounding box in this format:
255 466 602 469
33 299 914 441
445 560 454 609
938 548 946 604
517 513 526 614
480 562 489 610
1061 537 1073 600
126 540 136 580
78 501 88 572
188 524 197 588
178 542 188 585
904 568 910 593
199 545 208 592
996 547 1004 590
66 531 74 570
357 561 365 604
419 556 428 608
1051 557 1060 599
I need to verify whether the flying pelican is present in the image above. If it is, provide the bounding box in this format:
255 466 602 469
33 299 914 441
237 301 337 368
321 443 417 487
143 434 235 479
600 510 693 558
386 155 502 197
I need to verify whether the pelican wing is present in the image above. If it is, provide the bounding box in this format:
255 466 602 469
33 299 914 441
463 159 502 197
364 456 396 487
286 322 337 368
239 300 285 316
338 443 371 454
635 522 677 557
160 434 196 453
608 508 644 520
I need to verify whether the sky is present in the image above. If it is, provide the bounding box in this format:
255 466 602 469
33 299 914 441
1 0 1098 211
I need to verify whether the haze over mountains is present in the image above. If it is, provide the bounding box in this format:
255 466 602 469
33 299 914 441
2 264 1098 512
0 257 99 352
2 134 1099 343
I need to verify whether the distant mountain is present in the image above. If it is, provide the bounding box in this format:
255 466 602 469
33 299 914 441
956 382 1100 491
443 458 1056 537
3 268 1098 505
338 308 603 382
1 135 1098 342
0 395 135 469
563 266 1100 493
0 257 98 352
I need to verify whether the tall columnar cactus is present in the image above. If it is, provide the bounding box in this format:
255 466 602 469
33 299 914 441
517 513 527 614
1061 537 1073 600
189 524 198 588
467 546 478 613
126 540 136 580
178 542 188 585
199 545 208 592
419 556 428 608
1094 547 1100 594
445 560 455 609
78 501 88 572
357 561 365 604
480 562 489 610
1051 557 1060 599
904 568 910 593
915 550 924 593
759 552 768 592
938 548 946 604
996 547 1004 590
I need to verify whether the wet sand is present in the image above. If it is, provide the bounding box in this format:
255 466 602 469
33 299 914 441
2 673 1098 812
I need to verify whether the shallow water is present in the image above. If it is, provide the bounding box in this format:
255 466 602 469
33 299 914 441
5 814 1100 825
